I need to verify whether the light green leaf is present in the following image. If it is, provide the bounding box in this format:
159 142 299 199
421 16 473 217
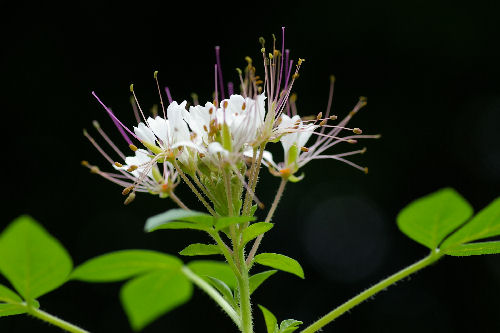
254 253 304 279
71 250 182 282
214 216 256 231
206 276 237 309
145 209 213 232
249 270 277 295
279 319 303 333
179 244 221 256
242 222 274 246
442 241 500 256
258 304 278 333
187 260 237 289
120 270 193 331
0 304 27 317
441 197 500 250
396 188 473 250
0 284 23 303
0 215 73 300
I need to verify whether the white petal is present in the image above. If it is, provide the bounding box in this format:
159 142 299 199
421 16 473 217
134 122 156 145
208 142 229 156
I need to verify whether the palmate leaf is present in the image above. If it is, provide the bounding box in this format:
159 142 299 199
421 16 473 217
0 284 23 304
441 197 500 251
0 284 26 317
397 188 473 250
179 244 221 256
71 250 182 282
249 270 277 294
253 253 304 279
0 215 72 300
0 304 27 317
120 270 192 331
258 304 279 333
442 241 500 256
187 260 238 289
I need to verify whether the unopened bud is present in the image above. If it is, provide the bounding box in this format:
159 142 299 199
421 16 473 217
353 128 363 134
124 193 136 205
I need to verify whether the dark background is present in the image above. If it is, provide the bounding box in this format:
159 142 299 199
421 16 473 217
2 1 500 332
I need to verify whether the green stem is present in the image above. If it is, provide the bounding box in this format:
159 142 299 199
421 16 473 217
300 251 443 333
27 306 89 333
237 248 253 333
182 266 241 329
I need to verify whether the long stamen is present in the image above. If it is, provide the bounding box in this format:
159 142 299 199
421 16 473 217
153 71 168 120
92 91 137 143
215 46 225 100
92 121 126 160
164 87 173 104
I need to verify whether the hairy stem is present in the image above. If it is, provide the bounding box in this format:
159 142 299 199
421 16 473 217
237 247 253 333
246 178 287 265
182 266 241 329
27 307 89 333
300 251 443 333
242 145 265 216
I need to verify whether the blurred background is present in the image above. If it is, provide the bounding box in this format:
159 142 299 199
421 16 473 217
2 1 500 332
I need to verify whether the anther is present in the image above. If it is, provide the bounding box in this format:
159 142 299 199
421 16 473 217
316 112 323 120
301 147 309 152
347 139 357 144
130 84 134 92
92 120 100 129
259 37 265 48
127 165 138 172
90 166 100 174
353 128 363 134
245 56 252 64
114 162 123 167
153 70 158 79
292 73 300 80
236 68 242 75
330 75 336 82
129 144 138 152
198 153 205 158
298 58 305 65
124 193 136 205
242 102 246 110
122 186 134 195
319 119 327 126
223 100 228 109
258 202 265 210
363 167 369 174
81 160 89 167
268 53 273 60
361 147 367 154
329 115 338 120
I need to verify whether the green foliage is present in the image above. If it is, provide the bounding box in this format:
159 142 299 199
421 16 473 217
187 260 238 289
258 304 278 333
179 243 221 256
0 215 72 300
242 222 274 246
397 188 473 250
206 276 237 309
120 270 192 331
0 284 27 317
0 304 28 317
145 209 213 232
249 270 277 294
279 319 303 333
0 284 23 303
145 208 255 233
253 253 304 279
398 189 500 257
441 197 500 255
71 250 182 282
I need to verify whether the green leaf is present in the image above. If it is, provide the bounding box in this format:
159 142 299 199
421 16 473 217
120 270 193 331
279 319 303 333
442 241 500 256
206 276 237 309
214 215 256 231
242 222 274 246
0 284 23 303
0 304 27 317
145 209 214 232
396 188 473 250
441 197 500 250
0 215 73 300
179 244 221 256
187 260 237 289
258 304 278 333
71 250 182 282
249 270 277 295
254 253 304 279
